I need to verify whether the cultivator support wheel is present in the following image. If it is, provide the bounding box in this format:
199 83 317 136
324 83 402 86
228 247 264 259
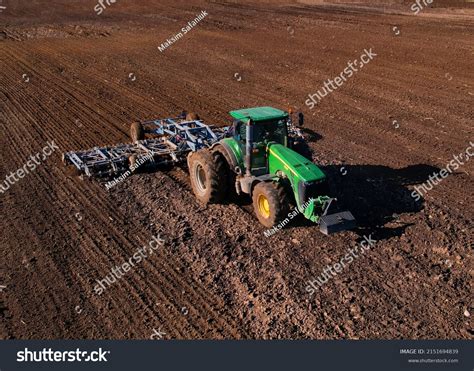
130 122 144 142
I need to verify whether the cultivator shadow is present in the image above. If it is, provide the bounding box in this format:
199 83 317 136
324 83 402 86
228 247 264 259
63 108 355 234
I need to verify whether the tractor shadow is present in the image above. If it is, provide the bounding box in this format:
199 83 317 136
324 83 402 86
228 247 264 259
282 163 439 240
321 163 440 239
146 161 438 241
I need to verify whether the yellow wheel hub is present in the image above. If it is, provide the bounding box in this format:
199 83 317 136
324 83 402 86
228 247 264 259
257 194 271 219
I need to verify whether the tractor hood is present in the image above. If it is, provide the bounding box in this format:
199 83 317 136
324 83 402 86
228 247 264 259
267 143 331 222
267 143 326 183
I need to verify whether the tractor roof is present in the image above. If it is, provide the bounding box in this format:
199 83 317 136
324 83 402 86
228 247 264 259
229 106 288 122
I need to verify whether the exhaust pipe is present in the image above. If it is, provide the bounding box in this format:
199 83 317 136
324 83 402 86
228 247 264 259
245 119 253 176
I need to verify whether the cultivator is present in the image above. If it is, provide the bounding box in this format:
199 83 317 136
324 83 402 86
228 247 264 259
62 115 228 178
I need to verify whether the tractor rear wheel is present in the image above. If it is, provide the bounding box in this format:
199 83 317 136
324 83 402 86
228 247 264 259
188 150 227 204
130 122 144 142
252 182 290 228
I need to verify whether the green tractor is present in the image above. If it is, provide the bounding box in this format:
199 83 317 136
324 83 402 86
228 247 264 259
187 107 356 234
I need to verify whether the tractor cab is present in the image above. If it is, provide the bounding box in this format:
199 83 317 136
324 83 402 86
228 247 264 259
229 107 289 175
229 106 289 145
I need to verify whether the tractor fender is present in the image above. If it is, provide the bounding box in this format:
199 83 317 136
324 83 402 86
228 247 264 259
211 142 241 174
239 174 279 195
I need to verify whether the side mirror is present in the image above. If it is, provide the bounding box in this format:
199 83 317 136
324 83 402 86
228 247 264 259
298 112 304 127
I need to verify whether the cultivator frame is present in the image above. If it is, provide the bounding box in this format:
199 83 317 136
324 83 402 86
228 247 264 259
62 117 228 178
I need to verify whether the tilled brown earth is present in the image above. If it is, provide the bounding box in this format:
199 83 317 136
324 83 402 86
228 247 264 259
0 0 472 339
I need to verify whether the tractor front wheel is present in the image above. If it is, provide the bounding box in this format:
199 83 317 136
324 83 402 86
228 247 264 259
252 182 290 228
188 150 227 204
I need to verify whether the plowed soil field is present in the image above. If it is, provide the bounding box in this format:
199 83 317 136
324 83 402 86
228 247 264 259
0 0 472 339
